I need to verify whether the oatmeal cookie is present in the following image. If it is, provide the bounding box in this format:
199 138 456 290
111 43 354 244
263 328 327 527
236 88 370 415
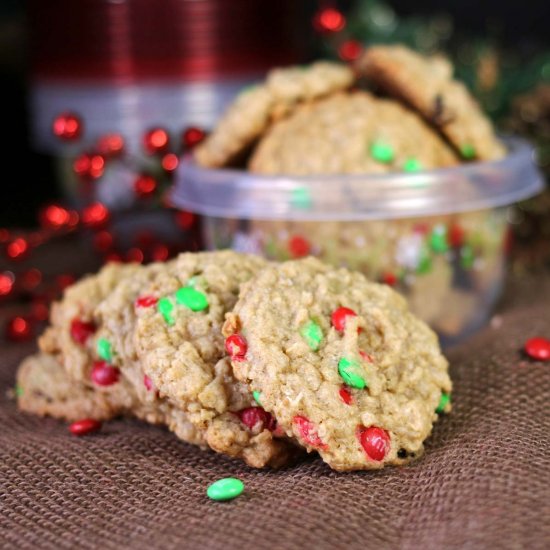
134 251 297 468
223 257 451 471
358 45 505 161
249 91 459 174
16 352 205 446
194 61 354 168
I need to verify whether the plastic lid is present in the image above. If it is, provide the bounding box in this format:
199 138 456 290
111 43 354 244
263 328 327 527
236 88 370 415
172 137 544 221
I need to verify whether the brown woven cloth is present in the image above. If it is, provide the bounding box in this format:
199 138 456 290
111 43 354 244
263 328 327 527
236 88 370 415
1 274 549 550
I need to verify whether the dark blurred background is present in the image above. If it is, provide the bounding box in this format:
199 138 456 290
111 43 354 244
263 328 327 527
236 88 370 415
1 0 548 226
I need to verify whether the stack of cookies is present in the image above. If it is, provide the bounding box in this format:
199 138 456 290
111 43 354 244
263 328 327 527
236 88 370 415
17 252 451 471
194 45 504 173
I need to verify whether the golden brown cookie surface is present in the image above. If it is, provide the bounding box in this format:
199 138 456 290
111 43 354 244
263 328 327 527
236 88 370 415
359 45 505 161
194 61 354 168
223 257 451 471
134 251 298 468
249 91 459 174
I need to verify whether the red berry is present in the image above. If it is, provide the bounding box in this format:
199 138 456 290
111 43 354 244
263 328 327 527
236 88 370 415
313 7 346 33
125 247 144 264
225 334 248 360
143 128 169 154
134 175 157 197
182 127 206 149
56 274 76 290
52 112 82 141
96 133 124 158
40 204 70 229
161 153 179 172
93 230 114 252
524 337 550 361
288 235 311 258
175 211 195 230
6 316 33 341
82 202 110 228
331 307 357 332
70 319 96 345
91 361 120 386
143 374 154 391
69 418 102 436
339 387 353 405
358 426 390 461
338 40 362 61
151 243 170 262
238 407 275 432
73 153 105 180
0 272 14 296
135 295 158 308
6 237 29 260
21 268 42 291
293 415 327 449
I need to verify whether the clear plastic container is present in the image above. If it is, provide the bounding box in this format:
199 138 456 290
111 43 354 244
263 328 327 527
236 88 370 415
172 138 544 344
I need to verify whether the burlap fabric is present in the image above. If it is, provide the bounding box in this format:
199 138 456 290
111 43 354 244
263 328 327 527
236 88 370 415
1 272 549 550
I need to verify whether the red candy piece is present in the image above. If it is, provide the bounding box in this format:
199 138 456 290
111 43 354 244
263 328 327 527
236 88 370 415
69 418 102 436
238 407 276 432
91 361 120 386
288 235 311 258
293 415 327 449
358 426 390 461
331 307 357 332
449 224 465 247
135 295 158 308
339 387 353 405
143 374 154 391
524 337 550 361
381 272 397 287
70 319 96 345
359 350 374 363
225 334 247 361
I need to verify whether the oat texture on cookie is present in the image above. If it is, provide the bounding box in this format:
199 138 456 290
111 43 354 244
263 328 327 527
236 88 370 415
223 257 451 471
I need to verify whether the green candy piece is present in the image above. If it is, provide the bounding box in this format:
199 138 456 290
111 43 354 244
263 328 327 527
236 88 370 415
291 187 312 210
300 320 323 351
206 478 244 501
436 393 451 413
158 297 175 325
14 384 23 397
176 286 208 311
252 391 262 406
97 338 113 361
403 158 423 172
460 245 475 269
460 144 476 160
338 358 367 389
416 252 432 275
370 141 395 164
430 225 449 254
